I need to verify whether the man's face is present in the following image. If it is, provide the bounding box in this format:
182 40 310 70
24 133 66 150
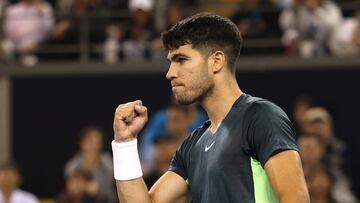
303 120 332 142
166 44 214 105
298 136 324 167
80 131 103 155
0 169 20 190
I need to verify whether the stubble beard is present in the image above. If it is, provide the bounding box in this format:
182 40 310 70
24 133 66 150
175 93 198 105
174 81 214 106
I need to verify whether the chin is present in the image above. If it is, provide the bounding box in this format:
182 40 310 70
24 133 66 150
174 94 198 105
177 99 196 106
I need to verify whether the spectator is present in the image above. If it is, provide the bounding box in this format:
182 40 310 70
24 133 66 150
270 0 293 9
279 0 342 57
55 169 101 203
128 0 153 13
292 95 313 132
303 107 344 171
144 135 178 188
103 24 122 64
231 0 267 38
298 135 337 202
298 135 326 178
308 166 337 203
2 0 54 66
139 101 207 175
72 0 100 17
302 107 359 203
0 162 38 203
64 126 116 203
329 6 360 57
52 0 101 48
150 1 185 61
121 0 154 61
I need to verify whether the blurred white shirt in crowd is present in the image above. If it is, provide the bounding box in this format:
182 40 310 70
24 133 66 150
279 0 342 57
3 0 54 51
129 0 154 11
0 189 38 203
330 18 360 57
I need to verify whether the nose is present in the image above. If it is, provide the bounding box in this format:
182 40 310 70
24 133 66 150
166 63 177 81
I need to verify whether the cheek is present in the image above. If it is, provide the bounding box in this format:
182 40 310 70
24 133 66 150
186 64 212 89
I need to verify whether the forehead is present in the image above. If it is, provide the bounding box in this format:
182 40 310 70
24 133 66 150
167 44 202 59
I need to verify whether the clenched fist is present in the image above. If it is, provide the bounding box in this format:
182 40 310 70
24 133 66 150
113 100 148 143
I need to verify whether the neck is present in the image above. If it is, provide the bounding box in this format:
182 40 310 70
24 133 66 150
201 75 242 133
2 188 15 202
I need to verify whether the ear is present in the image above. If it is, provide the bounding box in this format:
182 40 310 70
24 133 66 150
208 51 226 73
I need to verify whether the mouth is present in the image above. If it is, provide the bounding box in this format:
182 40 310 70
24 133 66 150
171 81 183 88
171 84 183 92
172 85 182 89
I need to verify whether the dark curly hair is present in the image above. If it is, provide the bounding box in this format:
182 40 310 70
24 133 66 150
161 12 242 72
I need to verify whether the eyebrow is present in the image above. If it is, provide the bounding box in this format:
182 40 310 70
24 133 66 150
167 53 189 62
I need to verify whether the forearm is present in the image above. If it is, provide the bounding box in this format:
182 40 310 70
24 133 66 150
112 139 150 203
116 178 153 203
279 192 310 203
112 102 190 203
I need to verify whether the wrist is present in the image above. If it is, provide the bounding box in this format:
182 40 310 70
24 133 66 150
114 133 137 143
111 139 143 180
114 137 137 143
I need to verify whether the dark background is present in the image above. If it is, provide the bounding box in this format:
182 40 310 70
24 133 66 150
11 68 360 198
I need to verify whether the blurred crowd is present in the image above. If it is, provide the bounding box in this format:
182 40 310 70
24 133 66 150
0 0 359 66
293 96 358 203
1 94 359 203
1 126 118 203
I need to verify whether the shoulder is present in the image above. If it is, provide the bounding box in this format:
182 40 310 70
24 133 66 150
244 96 287 117
64 154 82 175
241 95 292 129
66 154 82 166
13 189 38 203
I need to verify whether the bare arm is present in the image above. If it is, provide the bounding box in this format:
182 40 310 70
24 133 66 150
113 100 190 203
265 150 310 203
116 171 189 203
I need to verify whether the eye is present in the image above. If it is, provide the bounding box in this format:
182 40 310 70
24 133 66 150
176 57 187 64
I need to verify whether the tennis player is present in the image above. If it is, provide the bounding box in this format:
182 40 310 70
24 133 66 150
112 13 310 203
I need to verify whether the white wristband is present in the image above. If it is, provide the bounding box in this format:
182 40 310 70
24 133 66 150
112 139 143 180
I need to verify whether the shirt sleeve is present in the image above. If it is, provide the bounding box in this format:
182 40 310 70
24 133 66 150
168 127 201 180
168 144 188 180
246 100 299 167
